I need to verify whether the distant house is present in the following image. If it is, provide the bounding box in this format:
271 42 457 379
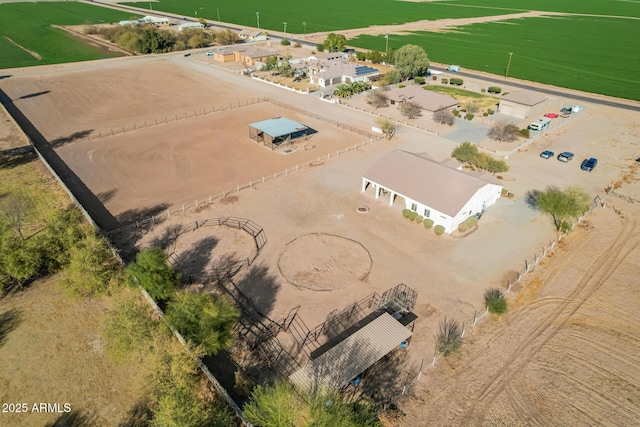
213 45 276 66
498 90 546 119
178 22 205 31
385 86 458 116
119 20 140 26
308 60 381 87
362 150 502 234
307 52 348 61
139 15 171 26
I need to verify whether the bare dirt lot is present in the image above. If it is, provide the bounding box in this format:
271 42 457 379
402 196 640 426
3 52 640 423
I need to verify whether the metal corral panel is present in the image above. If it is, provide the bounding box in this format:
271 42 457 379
289 312 412 392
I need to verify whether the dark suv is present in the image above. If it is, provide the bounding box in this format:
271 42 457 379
581 158 598 172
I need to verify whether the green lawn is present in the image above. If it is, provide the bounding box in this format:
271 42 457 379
0 2 138 69
352 16 640 101
424 86 489 99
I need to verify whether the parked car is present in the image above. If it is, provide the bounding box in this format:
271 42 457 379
206 51 213 56
447 65 460 72
560 107 573 114
581 158 598 171
540 150 554 159
544 113 559 118
183 53 191 57
557 152 574 162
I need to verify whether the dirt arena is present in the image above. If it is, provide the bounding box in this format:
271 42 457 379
3 51 640 424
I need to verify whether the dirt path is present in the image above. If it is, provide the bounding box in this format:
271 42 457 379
304 11 562 44
3 36 41 60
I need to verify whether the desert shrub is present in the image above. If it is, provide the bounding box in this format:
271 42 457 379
502 92 509 96
487 108 495 115
414 77 425 85
481 88 486 92
484 288 507 314
458 217 478 233
281 38 290 45
415 215 424 223
449 78 463 86
436 317 462 355
294 42 301 48
496 175 503 179
508 192 514 198
316 43 325 52
432 75 437 80
402 209 411 218
519 128 530 138
483 112 488 117
408 211 418 221
465 113 474 121
560 220 572 233
441 78 448 84
501 188 508 196
433 109 455 126
452 109 460 117
423 219 434 229
398 84 406 89
487 86 501 94
434 225 445 235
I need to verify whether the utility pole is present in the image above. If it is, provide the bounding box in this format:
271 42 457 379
283 22 287 38
256 12 260 29
303 22 306 39
217 8 220 21
505 52 514 79
385 34 389 53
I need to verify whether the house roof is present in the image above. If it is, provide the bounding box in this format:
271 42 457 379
242 47 275 59
363 150 500 217
501 90 546 106
289 312 412 392
249 117 308 138
385 86 458 111
315 60 381 80
310 52 346 61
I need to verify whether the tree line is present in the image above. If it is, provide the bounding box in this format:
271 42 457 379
85 24 240 54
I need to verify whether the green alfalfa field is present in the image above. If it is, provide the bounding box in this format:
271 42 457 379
0 2 137 69
350 15 640 101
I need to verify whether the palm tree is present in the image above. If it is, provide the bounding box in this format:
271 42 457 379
333 84 351 99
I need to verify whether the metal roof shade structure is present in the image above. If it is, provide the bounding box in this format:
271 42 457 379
289 312 412 392
249 117 310 150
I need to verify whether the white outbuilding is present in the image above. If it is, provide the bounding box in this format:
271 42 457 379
362 150 502 234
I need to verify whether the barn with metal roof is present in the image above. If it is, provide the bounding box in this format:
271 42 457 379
249 117 311 150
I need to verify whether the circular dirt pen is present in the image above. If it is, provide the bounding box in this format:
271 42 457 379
278 233 372 291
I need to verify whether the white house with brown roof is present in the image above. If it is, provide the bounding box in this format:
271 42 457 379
362 150 502 234
498 90 546 119
385 86 458 116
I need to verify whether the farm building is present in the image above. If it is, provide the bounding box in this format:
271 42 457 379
139 15 171 26
498 90 546 119
362 150 502 234
385 86 458 116
308 60 381 87
178 22 205 31
249 117 311 150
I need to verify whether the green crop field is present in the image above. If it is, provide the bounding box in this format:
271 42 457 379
123 0 516 34
124 0 640 34
0 2 138 69
351 16 640 101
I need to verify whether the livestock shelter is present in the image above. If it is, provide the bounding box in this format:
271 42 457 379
249 117 311 150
